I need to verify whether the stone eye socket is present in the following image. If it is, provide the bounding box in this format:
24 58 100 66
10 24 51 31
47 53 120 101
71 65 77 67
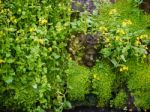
86 35 97 45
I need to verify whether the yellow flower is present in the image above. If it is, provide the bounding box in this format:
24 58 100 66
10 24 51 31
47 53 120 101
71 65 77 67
122 19 132 26
140 34 149 39
39 18 48 25
99 26 108 33
120 68 123 72
0 59 5 64
116 29 126 35
135 39 141 45
109 9 117 15
122 66 128 71
120 66 128 72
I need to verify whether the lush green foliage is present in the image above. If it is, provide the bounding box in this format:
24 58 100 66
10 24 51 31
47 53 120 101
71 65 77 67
0 0 71 111
0 0 150 111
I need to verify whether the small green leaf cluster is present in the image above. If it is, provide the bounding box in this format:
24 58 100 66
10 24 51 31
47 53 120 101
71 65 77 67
0 0 150 111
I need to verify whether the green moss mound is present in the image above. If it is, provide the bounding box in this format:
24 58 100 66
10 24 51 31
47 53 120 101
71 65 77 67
111 90 127 109
91 61 116 107
66 61 90 101
127 60 150 110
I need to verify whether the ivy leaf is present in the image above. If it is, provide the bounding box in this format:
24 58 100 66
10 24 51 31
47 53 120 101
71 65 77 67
6 58 15 63
63 101 72 109
111 58 119 67
101 48 112 57
52 52 60 59
121 55 126 62
3 76 13 84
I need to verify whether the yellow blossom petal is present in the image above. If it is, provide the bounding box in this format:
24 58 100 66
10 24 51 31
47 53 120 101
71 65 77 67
116 29 126 35
140 34 149 39
99 26 108 32
109 9 117 15
39 18 48 25
122 19 132 26
120 68 123 72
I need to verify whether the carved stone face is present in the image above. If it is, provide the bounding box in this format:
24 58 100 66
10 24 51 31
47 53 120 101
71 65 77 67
86 34 98 46
68 32 100 67
83 48 97 67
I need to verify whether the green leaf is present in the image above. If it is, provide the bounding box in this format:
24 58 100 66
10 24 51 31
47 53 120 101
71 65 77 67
63 101 72 109
52 52 60 59
101 48 112 57
111 58 119 67
3 76 13 84
121 55 126 62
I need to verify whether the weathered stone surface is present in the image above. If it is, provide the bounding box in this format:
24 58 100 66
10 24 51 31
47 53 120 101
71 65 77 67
139 0 150 13
72 0 96 13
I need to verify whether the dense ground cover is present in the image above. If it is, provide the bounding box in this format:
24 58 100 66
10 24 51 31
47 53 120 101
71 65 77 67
0 0 150 112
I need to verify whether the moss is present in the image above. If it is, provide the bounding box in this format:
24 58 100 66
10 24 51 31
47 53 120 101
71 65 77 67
91 61 116 107
127 59 150 110
111 90 127 109
66 60 90 101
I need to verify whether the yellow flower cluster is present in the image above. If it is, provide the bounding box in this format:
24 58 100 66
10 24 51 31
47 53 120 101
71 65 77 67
109 9 117 15
135 34 149 45
0 59 5 64
120 66 128 72
139 34 149 39
99 26 108 34
135 37 141 45
122 19 132 26
39 18 48 25
116 29 126 35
